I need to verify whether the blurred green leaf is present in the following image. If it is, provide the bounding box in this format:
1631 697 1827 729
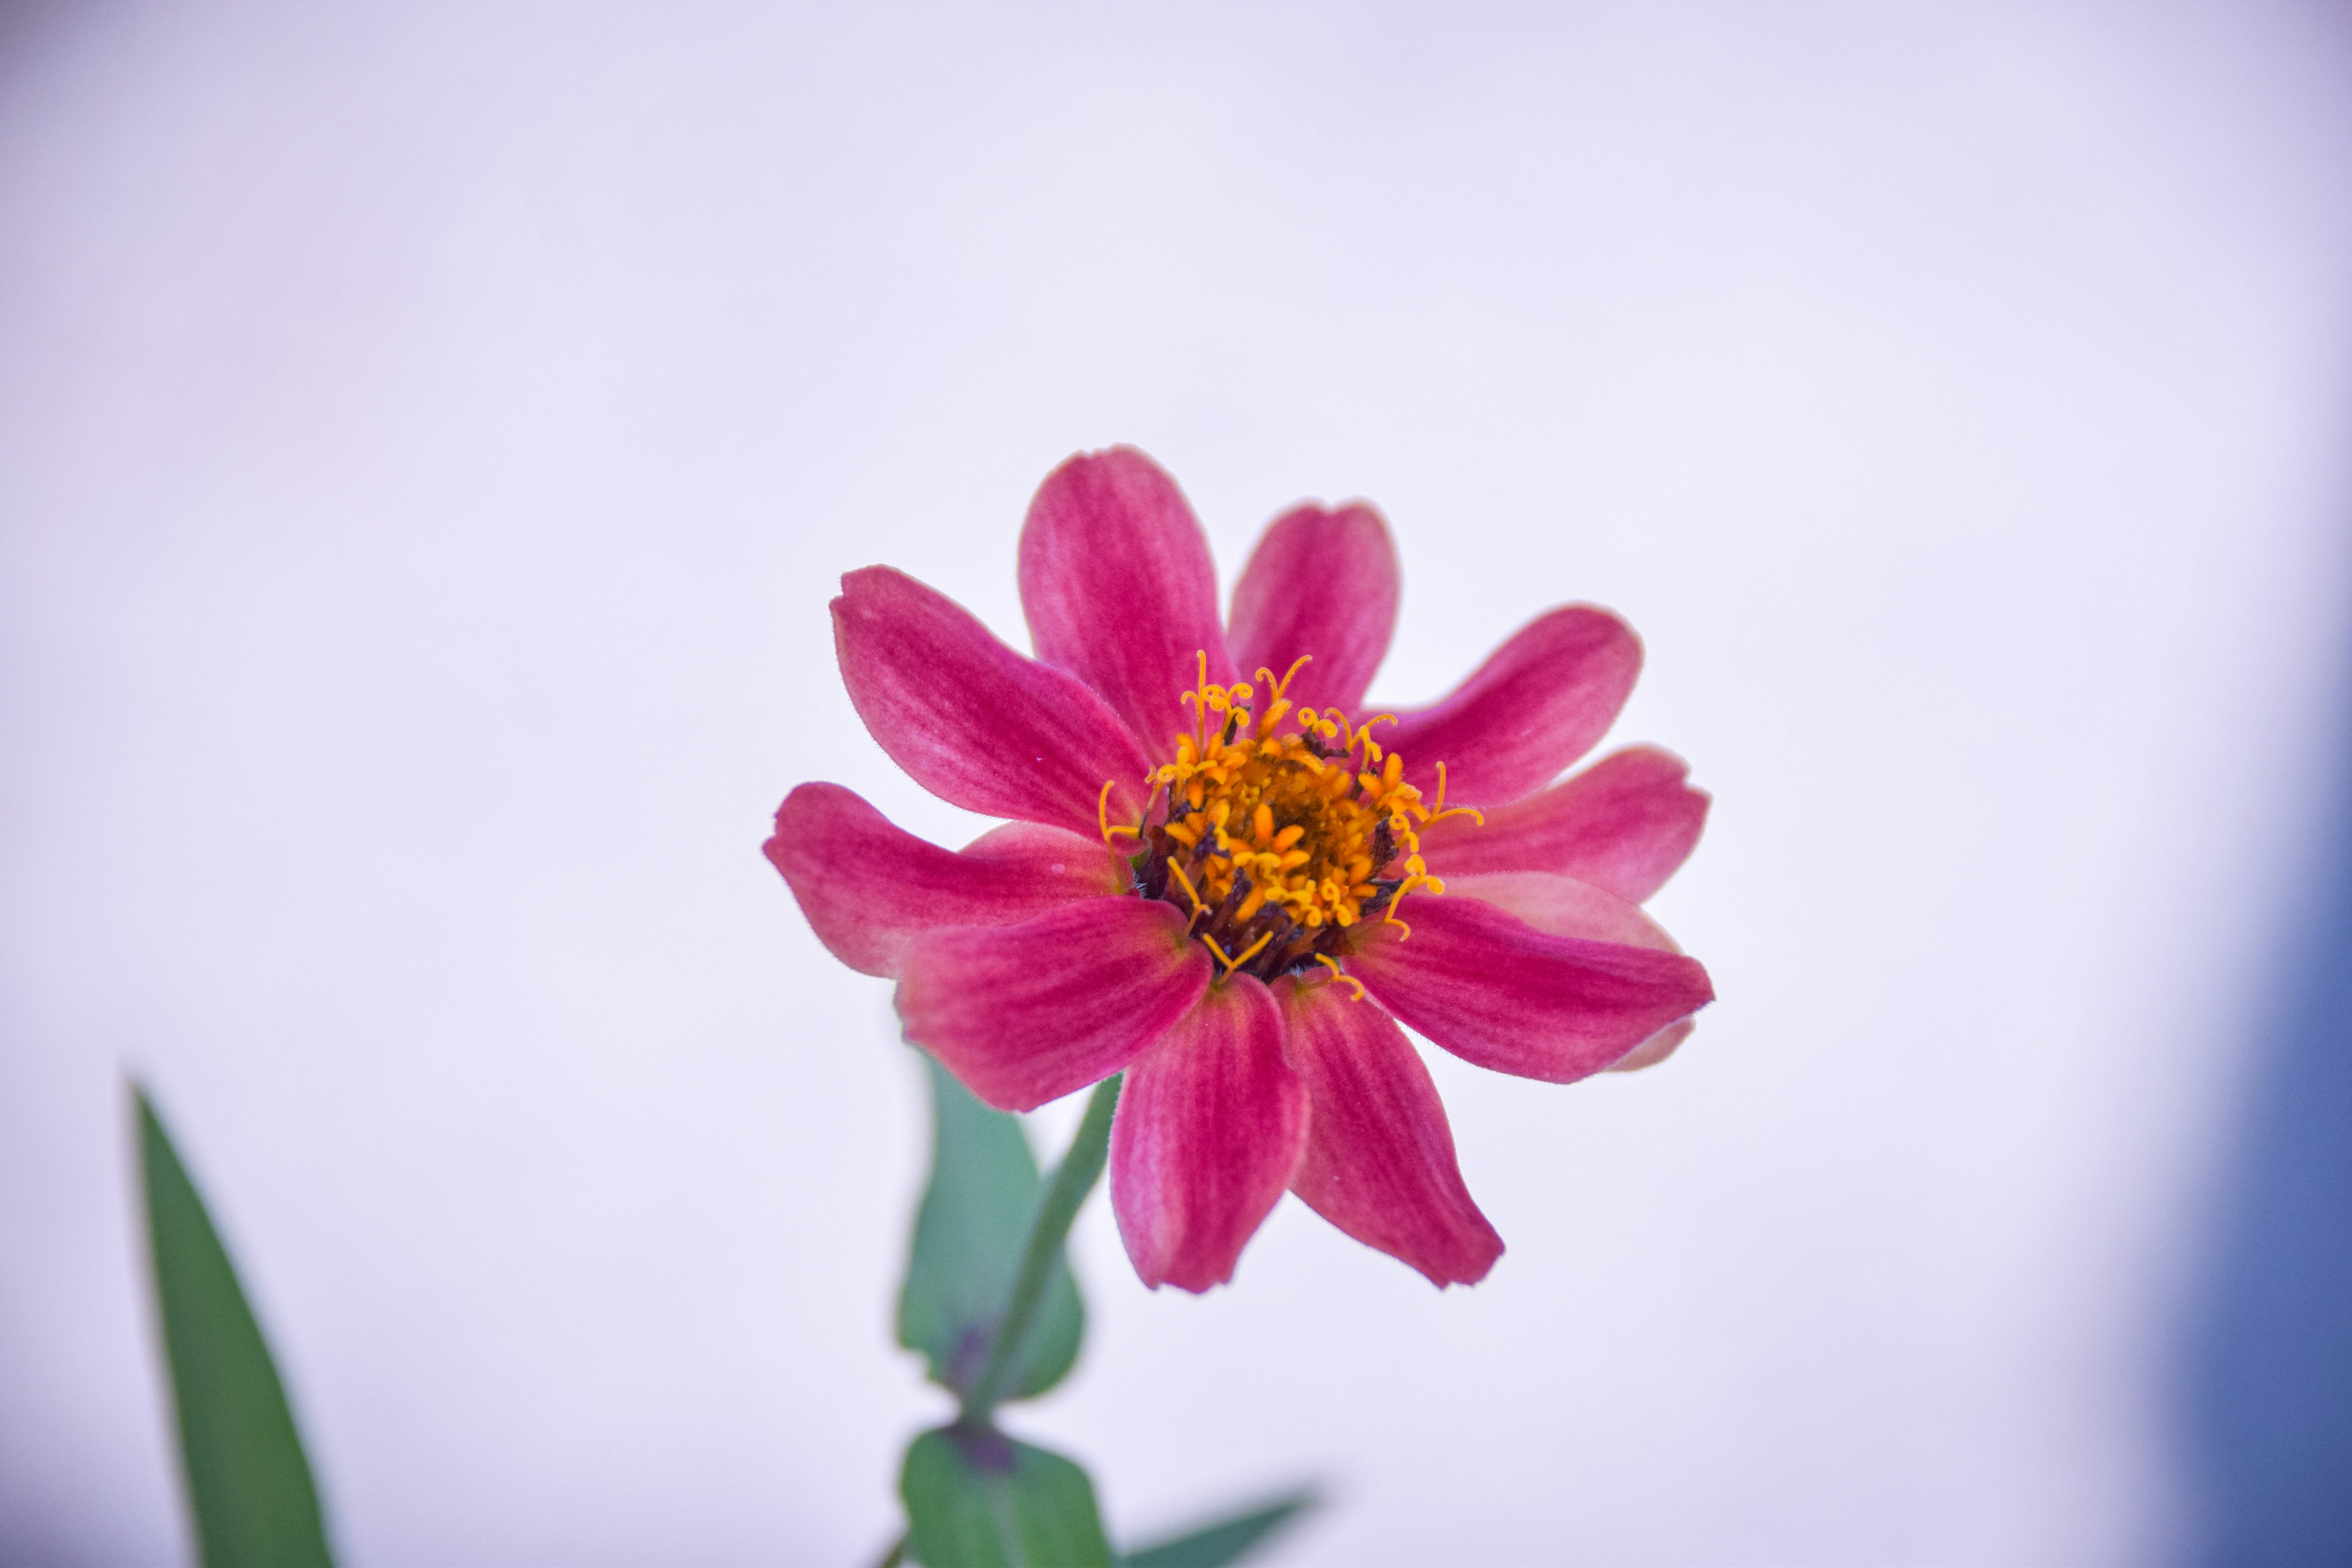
902 1423 1113 1568
1123 1488 1320 1568
136 1084 334 1568
900 1052 1084 1403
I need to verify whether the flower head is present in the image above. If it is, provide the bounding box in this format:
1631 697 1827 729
769 447 1713 1292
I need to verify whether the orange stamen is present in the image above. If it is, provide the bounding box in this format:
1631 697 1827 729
1097 779 1147 848
1200 929 1274 977
1425 761 1485 828
1314 954 1366 1001
1167 859 1208 922
1137 649 1486 973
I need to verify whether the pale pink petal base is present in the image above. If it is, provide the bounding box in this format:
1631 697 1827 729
1226 502 1400 717
1019 448 1236 762
897 899 1210 1112
765 783 1126 977
1111 975 1308 1292
1384 606 1642 809
1276 976 1503 1287
832 566 1155 837
1348 894 1713 1083
1440 870 1679 951
1608 1017 1696 1073
1419 745 1709 900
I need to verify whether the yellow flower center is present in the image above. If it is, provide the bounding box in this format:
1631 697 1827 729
1098 654 1482 986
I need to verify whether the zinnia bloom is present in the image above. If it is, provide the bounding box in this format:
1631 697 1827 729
769 447 1713 1292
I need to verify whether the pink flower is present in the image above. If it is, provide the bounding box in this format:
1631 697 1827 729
768 447 1713 1292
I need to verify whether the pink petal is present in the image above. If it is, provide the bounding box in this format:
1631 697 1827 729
1419 745 1709 902
1226 502 1400 718
1275 975 1503 1287
1346 892 1712 1084
764 783 1128 978
1436 871 1703 1076
1608 1018 1695 1073
1110 975 1308 1292
895 898 1210 1112
1382 606 1642 809
833 566 1156 837
1018 448 1237 763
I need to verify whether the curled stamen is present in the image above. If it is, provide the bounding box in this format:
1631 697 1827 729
1191 650 1211 749
1256 654 1313 703
1314 954 1366 1001
1167 859 1208 923
1203 929 1274 977
1382 872 1432 936
1097 779 1147 848
1425 760 1487 828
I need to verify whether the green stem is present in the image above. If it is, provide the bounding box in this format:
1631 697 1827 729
964 1072 1122 1419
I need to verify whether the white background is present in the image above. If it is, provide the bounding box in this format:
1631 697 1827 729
4 4 2350 1563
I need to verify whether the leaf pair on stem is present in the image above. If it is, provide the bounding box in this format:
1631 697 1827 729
890 1058 1315 1567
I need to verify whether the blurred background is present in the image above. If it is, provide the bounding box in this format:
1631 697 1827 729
4 3 2350 1563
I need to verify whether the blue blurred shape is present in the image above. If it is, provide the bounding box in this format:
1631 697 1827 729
2187 692 2352 1565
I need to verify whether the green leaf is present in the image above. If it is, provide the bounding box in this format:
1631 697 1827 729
136 1084 335 1568
901 1423 1114 1568
899 1052 1084 1403
1123 1488 1320 1568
